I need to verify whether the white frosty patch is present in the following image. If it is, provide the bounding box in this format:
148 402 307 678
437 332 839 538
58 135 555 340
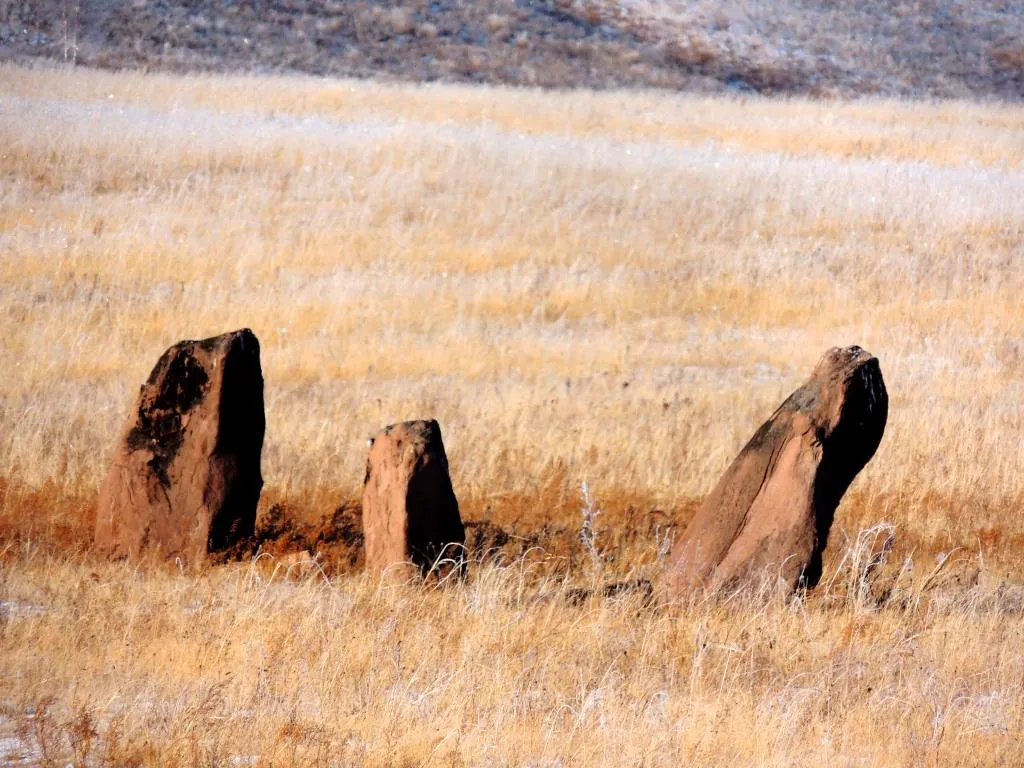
0 600 46 620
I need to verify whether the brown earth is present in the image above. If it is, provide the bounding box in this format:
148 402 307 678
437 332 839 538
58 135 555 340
660 346 888 597
1 0 1021 98
1 467 1014 601
241 486 687 581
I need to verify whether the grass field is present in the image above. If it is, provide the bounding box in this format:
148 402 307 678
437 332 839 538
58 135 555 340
1 62 1023 765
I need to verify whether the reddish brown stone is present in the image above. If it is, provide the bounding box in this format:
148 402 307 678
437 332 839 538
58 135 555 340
362 419 465 579
94 329 265 563
660 346 887 596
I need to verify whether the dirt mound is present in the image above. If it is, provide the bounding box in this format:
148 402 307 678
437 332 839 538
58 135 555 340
244 501 545 576
237 500 365 573
237 467 692 579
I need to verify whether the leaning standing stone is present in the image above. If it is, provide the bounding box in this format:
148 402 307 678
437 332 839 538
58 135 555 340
94 329 265 564
362 419 465 579
660 345 888 596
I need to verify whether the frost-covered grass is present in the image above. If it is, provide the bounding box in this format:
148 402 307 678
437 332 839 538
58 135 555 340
2 550 1024 765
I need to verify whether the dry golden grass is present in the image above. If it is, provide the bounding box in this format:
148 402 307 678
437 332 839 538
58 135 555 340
4 550 1024 767
1 62 1023 765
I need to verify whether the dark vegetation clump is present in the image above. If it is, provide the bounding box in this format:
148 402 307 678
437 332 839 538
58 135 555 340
125 347 209 488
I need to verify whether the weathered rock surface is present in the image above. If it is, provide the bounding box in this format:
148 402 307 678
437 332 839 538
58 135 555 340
362 419 465 579
94 329 265 563
660 346 888 596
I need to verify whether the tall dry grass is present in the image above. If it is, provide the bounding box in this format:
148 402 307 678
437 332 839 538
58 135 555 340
3 548 1024 766
1 62 1023 765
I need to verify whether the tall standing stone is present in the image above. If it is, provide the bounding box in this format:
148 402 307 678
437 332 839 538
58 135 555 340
660 346 888 596
362 419 465 579
94 329 265 563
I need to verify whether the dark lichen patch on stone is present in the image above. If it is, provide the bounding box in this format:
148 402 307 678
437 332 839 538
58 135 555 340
781 380 823 414
125 345 210 487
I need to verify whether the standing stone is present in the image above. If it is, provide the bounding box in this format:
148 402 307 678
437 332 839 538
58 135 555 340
660 346 887 596
362 419 465 579
94 329 265 563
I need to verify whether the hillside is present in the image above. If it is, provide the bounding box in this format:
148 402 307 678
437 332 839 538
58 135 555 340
2 0 1023 98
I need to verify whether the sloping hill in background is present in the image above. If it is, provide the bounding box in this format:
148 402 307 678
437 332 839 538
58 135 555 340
1 0 1022 97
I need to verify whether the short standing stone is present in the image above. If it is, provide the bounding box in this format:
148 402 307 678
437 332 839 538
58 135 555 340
362 419 465 578
660 345 888 596
94 329 265 563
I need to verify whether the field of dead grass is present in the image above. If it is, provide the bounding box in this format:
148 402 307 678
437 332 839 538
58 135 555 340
1 62 1023 765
